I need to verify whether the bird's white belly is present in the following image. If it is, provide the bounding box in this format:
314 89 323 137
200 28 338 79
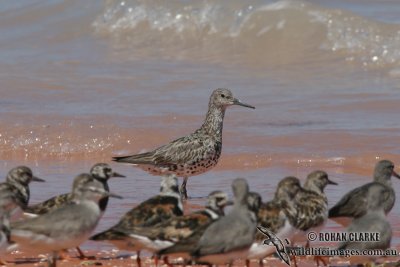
107 239 143 251
248 222 296 260
129 234 174 252
11 230 92 254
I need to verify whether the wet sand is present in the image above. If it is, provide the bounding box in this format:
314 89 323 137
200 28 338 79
4 245 400 267
2 154 400 266
2 0 400 265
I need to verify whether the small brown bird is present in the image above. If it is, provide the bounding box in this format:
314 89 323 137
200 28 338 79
126 191 231 253
90 174 183 267
0 166 45 218
247 176 301 266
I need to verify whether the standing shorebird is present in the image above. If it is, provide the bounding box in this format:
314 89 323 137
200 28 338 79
329 159 400 226
127 191 231 253
0 166 45 218
337 185 392 264
292 171 337 266
90 174 183 267
10 174 123 267
293 171 337 241
127 190 231 266
248 176 301 266
112 88 255 199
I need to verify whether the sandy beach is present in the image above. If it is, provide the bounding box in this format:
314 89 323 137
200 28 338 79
1 0 400 266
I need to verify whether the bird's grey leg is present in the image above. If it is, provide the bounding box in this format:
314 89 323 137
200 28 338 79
180 177 189 200
258 259 263 267
136 250 141 267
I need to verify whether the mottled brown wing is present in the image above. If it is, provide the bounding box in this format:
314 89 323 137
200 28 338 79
0 183 25 209
117 195 183 229
25 193 71 214
91 195 183 241
132 211 212 241
114 131 219 166
159 223 211 255
255 200 285 241
295 190 327 231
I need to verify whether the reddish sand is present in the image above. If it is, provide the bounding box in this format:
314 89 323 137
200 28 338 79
3 249 400 267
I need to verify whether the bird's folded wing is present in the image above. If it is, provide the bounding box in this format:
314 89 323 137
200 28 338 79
328 183 375 218
114 133 219 166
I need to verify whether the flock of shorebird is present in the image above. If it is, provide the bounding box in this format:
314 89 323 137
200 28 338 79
0 89 397 267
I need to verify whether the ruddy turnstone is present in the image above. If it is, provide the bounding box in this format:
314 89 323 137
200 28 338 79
294 170 337 237
127 191 231 253
292 171 337 266
248 177 301 266
0 166 45 218
112 88 255 199
90 174 183 267
127 190 231 266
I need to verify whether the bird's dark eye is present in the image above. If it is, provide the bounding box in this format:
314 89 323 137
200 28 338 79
221 94 225 98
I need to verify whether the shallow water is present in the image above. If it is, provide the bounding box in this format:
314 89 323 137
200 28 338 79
1 0 400 254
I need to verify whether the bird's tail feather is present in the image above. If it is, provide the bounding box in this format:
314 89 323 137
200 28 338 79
112 152 155 164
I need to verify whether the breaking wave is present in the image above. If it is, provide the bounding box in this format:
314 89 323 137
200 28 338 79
92 0 400 70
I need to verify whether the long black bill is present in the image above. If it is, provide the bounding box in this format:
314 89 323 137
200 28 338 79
392 170 400 179
233 98 255 109
327 178 338 185
112 172 126 178
32 176 46 182
224 200 234 206
107 192 124 199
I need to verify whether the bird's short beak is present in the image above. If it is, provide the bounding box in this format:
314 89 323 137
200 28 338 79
32 176 46 182
224 200 234 206
392 170 400 179
107 192 124 199
112 172 126 178
327 179 338 185
232 98 255 109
